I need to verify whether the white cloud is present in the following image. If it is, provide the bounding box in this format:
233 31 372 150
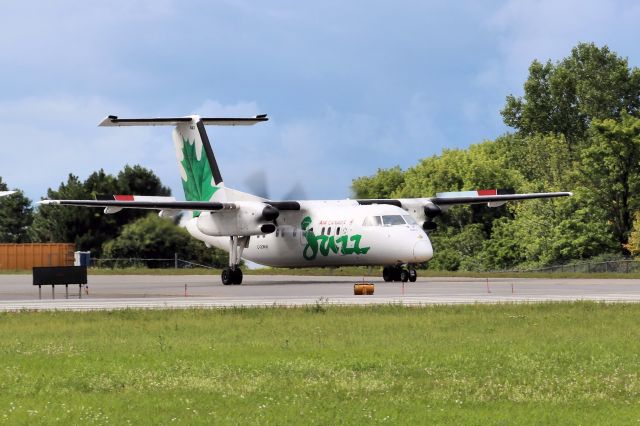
484 0 640 91
0 95 175 200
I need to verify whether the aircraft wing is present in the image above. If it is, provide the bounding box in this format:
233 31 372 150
0 191 16 197
39 198 231 213
357 190 572 230
39 196 301 214
428 190 572 207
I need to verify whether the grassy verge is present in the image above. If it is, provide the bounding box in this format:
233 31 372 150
1 303 639 424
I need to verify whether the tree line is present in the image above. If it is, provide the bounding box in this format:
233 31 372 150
0 165 229 268
352 43 640 271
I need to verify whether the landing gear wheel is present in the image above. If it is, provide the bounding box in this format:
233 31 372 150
399 269 410 283
408 268 417 282
221 267 233 285
382 266 394 282
232 268 243 285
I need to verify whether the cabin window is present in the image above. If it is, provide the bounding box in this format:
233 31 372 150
362 216 382 226
336 227 341 235
382 215 406 226
275 228 279 237
293 228 297 237
321 227 325 235
327 227 332 235
403 215 418 225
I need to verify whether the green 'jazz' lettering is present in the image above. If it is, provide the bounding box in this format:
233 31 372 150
301 216 370 261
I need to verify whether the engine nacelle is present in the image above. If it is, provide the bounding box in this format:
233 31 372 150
422 221 437 231
424 202 442 219
196 201 279 236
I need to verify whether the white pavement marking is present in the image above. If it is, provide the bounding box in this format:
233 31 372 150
1 293 640 311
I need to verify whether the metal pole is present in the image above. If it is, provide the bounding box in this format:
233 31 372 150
38 285 41 300
52 285 54 299
175 252 178 269
65 284 68 299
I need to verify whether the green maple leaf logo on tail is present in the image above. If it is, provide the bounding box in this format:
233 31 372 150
180 137 218 217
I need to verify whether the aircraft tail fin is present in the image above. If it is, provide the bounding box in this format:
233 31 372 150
99 114 268 208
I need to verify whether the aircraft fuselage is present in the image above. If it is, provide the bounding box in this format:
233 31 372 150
186 202 433 267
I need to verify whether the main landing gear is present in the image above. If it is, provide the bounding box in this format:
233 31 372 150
222 236 249 285
382 265 418 283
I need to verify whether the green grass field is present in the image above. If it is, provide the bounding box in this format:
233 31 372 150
1 303 639 424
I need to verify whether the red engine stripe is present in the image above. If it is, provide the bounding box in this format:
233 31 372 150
477 189 497 196
114 195 135 201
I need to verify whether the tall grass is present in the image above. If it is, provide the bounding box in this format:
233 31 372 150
0 303 638 424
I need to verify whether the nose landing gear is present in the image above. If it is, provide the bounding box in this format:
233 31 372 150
382 265 417 282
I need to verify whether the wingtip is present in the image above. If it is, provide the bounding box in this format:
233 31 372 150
98 115 117 127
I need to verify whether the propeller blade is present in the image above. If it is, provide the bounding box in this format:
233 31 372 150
283 182 306 200
244 170 270 199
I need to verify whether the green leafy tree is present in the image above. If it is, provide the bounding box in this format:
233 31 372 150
32 166 172 257
0 178 33 243
31 174 92 246
580 113 640 248
480 194 614 270
114 165 172 226
399 143 521 233
502 43 640 149
427 224 486 271
351 166 405 199
117 164 171 198
102 214 228 268
625 211 640 256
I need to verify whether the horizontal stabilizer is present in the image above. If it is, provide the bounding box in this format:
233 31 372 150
0 191 16 197
99 114 268 127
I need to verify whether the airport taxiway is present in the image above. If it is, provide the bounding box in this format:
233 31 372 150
1 274 640 311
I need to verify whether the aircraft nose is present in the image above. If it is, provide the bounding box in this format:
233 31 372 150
413 240 433 262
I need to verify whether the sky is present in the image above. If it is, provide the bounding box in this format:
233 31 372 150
1 0 640 203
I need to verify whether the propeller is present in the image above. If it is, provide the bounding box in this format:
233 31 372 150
244 170 270 199
244 169 306 200
282 182 306 200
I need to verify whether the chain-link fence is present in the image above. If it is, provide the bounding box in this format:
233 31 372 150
91 257 217 269
520 260 640 274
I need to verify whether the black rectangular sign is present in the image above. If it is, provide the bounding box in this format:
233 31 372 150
33 266 87 286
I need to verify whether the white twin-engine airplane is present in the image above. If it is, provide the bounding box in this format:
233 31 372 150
42 114 571 285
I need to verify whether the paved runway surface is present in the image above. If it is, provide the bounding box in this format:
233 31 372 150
1 274 640 311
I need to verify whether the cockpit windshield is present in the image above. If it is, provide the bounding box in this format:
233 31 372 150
363 215 418 226
382 215 406 226
362 216 382 226
403 215 418 225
